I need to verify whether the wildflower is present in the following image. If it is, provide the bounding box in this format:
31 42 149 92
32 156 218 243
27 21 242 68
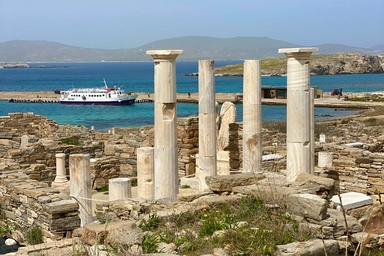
204 214 208 217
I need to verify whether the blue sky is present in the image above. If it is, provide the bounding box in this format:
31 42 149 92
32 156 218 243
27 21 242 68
0 0 383 49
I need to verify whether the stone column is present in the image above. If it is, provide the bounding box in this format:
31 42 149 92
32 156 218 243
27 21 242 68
137 147 155 200
146 50 183 201
318 152 333 167
196 60 217 191
319 134 326 143
310 88 315 175
243 60 262 173
69 154 93 226
278 47 318 181
54 153 68 183
109 178 131 201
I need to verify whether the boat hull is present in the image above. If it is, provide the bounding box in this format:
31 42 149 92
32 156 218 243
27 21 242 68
60 98 136 105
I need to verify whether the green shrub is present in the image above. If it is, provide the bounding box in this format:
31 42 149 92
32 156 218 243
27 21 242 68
142 233 159 254
0 221 15 238
25 226 43 245
61 137 80 145
139 214 161 231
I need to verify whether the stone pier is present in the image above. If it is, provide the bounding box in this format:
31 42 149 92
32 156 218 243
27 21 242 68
196 60 217 191
147 50 183 201
242 60 262 173
69 154 93 226
278 47 318 181
109 178 131 201
137 147 155 200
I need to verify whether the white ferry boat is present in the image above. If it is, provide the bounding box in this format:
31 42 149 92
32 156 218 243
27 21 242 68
60 79 138 105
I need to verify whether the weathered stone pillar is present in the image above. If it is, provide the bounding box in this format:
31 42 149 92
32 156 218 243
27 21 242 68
137 147 155 200
278 47 318 181
109 178 131 201
318 152 333 168
310 88 315 175
243 60 262 173
196 60 217 191
319 134 326 143
54 153 68 183
146 50 183 201
69 154 93 226
20 135 28 149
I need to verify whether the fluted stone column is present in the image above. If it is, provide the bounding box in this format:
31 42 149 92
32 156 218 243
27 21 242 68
310 88 315 175
54 153 68 182
69 154 93 226
278 47 318 181
196 60 217 191
146 50 183 201
137 147 155 200
243 60 262 173
109 178 131 201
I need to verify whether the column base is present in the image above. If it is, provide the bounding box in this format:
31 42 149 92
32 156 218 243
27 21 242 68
52 181 70 194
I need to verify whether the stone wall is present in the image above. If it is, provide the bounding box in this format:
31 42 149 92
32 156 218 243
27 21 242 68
0 170 80 241
316 144 384 194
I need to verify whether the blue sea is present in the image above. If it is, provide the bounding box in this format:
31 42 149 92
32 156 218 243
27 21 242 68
0 61 383 131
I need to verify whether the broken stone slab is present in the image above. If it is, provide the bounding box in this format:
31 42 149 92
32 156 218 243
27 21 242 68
331 192 373 211
43 200 78 215
329 208 363 236
262 154 284 161
233 184 297 206
105 221 144 247
345 142 364 148
82 220 143 246
287 194 329 221
274 239 339 256
295 173 336 199
205 173 265 192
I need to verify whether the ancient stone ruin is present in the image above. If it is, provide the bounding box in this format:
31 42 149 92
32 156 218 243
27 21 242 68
1 47 384 255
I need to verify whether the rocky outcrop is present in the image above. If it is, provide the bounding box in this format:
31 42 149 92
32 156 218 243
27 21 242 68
310 53 384 75
214 53 384 76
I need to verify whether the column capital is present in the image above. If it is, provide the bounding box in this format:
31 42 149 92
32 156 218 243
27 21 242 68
146 50 184 61
278 47 318 58
55 153 65 158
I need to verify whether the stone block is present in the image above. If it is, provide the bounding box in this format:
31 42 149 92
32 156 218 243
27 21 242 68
50 216 81 232
205 173 265 192
275 239 339 256
43 200 79 215
287 194 328 221
331 192 373 211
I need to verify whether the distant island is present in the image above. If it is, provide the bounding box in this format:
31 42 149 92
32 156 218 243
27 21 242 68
0 63 69 69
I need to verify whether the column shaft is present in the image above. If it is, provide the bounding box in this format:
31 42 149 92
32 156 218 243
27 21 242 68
109 178 131 201
197 60 217 191
54 153 68 182
147 50 183 201
310 88 315 175
243 60 262 173
69 154 93 226
278 48 318 181
137 147 155 200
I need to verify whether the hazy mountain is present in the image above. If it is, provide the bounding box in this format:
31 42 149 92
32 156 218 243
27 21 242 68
0 37 382 62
